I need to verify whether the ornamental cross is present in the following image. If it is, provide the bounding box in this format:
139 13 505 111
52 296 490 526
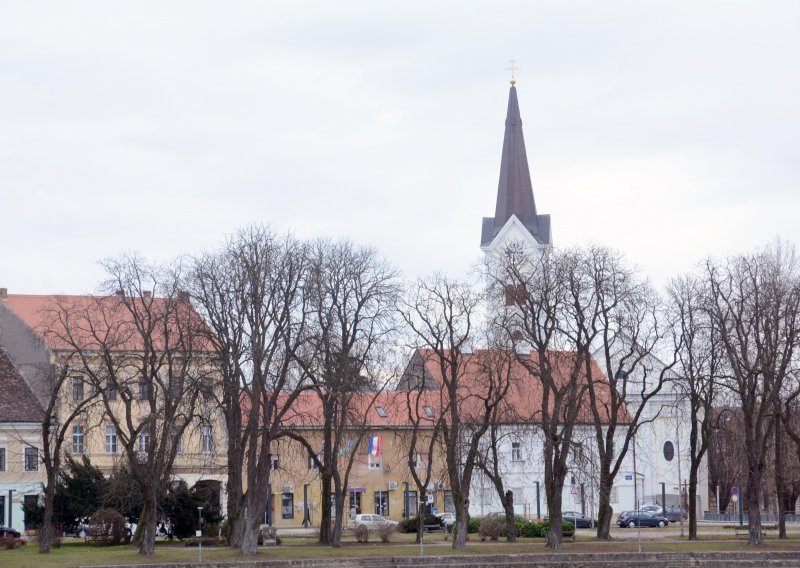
508 58 518 85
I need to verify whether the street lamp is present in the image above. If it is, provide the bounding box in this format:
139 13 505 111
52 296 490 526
197 506 203 562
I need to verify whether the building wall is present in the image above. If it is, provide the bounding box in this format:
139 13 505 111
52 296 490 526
0 422 46 533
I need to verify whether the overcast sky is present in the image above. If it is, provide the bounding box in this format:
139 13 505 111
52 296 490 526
1 1 798 295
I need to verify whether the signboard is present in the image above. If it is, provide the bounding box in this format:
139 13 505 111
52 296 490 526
731 486 739 503
624 474 633 481
195 530 202 537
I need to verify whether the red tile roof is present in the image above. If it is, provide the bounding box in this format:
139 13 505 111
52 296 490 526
0 348 45 423
2 294 211 352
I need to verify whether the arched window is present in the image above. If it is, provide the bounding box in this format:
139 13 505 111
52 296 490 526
663 441 675 462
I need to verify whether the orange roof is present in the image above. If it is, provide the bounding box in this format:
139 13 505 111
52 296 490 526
406 348 629 425
2 293 212 353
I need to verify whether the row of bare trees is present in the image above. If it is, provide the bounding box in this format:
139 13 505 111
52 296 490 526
29 224 800 555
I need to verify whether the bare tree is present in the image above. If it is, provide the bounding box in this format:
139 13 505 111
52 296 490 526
667 274 722 539
571 246 676 540
44 255 212 556
494 247 595 548
395 375 444 542
399 275 509 550
188 226 310 554
705 242 800 545
292 240 399 547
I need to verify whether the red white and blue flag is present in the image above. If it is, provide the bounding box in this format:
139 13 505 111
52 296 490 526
368 435 381 457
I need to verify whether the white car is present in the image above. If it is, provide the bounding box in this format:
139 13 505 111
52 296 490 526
438 512 456 529
352 514 398 530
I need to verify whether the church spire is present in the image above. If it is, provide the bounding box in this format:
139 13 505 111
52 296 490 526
480 83 551 248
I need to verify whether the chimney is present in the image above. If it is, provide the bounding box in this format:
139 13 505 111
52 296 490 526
0 288 7 300
177 291 191 304
115 290 124 298
143 290 152 299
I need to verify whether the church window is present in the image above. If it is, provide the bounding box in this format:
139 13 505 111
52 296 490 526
663 441 675 462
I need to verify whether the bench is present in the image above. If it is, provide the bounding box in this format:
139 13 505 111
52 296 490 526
422 524 443 533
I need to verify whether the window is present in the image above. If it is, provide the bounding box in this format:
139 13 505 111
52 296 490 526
405 490 418 517
172 428 183 454
24 446 38 471
72 425 85 454
105 426 117 453
72 376 84 401
663 441 675 462
201 378 214 401
138 377 149 400
270 455 280 471
23 495 39 530
281 493 294 519
511 441 522 462
0 496 4 525
423 405 434 418
504 283 527 306
202 426 213 454
375 406 387 418
374 491 389 516
0 447 6 471
308 454 318 470
137 432 150 454
610 486 619 504
106 379 117 400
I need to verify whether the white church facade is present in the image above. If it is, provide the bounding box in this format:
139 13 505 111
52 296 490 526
468 79 706 521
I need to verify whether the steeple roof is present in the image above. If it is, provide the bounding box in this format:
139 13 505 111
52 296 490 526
481 84 551 247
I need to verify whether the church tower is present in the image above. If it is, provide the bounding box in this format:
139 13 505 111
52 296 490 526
480 81 551 259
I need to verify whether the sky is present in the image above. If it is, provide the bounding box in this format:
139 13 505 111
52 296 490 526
1 1 799 295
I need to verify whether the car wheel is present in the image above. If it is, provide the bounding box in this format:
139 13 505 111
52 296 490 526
658 520 666 528
628 521 636 528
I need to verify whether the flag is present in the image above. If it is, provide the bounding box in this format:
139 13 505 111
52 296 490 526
368 435 381 458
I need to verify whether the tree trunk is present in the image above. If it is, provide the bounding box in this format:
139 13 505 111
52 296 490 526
416 489 425 544
745 477 763 546
331 489 345 548
596 472 614 540
503 490 516 542
775 415 786 539
138 494 159 556
226 462 244 547
688 464 699 540
318 473 332 545
546 485 563 549
38 469 57 553
240 507 259 555
452 494 468 549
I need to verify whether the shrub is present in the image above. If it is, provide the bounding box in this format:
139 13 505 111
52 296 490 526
398 514 443 533
87 508 126 545
355 524 369 543
0 535 24 550
468 516 481 533
479 516 504 541
540 520 575 538
184 535 226 547
518 521 544 538
376 521 395 543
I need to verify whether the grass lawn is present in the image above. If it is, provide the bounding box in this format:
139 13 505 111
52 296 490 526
4 528 800 568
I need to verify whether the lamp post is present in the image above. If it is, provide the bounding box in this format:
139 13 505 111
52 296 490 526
197 506 203 562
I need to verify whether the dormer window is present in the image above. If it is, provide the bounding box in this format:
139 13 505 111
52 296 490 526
376 406 387 418
423 405 434 418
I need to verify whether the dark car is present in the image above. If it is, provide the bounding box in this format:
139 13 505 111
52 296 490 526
616 510 668 528
561 511 596 529
639 505 688 523
0 526 21 539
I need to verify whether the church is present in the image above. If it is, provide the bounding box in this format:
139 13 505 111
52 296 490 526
469 76 706 520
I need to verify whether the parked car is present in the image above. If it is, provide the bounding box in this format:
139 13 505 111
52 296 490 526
639 505 688 523
617 510 669 528
438 512 456 529
0 526 21 539
352 514 398 530
561 511 596 529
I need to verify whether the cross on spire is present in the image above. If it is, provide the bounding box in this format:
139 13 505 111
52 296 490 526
508 58 518 85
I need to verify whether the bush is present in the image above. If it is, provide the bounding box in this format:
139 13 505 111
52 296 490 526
398 514 443 533
468 516 481 533
540 520 575 538
87 508 126 545
479 516 504 541
184 535 226 547
0 535 26 550
376 521 396 543
354 524 369 543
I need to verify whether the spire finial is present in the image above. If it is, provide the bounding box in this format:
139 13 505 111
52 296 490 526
508 58 518 85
